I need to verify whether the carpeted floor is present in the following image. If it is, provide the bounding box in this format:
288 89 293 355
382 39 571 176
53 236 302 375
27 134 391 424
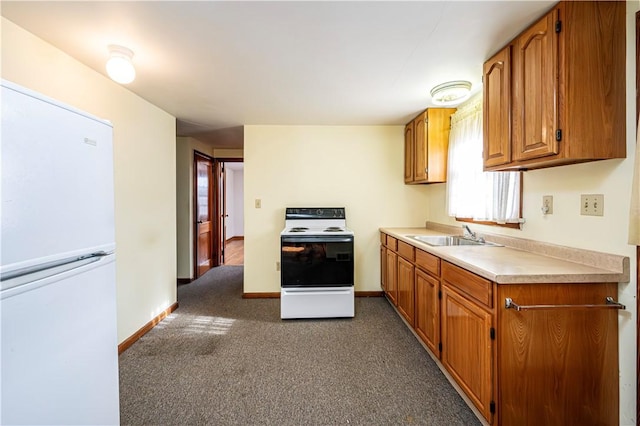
119 266 481 425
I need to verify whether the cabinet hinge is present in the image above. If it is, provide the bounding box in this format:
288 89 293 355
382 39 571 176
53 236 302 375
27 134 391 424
490 401 496 414
555 20 562 33
490 327 496 340
438 342 442 352
556 129 562 142
438 290 442 300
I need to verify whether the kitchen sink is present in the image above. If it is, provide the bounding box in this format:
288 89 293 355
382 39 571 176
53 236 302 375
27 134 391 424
408 235 502 247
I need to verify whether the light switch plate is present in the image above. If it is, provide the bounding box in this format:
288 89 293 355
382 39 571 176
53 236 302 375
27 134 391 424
542 195 553 214
255 199 262 209
580 194 604 216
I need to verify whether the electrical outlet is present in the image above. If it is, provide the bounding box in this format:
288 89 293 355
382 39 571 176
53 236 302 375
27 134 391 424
580 194 604 216
255 199 261 209
542 195 553 215
276 261 280 271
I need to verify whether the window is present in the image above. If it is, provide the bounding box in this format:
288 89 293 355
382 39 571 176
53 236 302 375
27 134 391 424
446 94 522 227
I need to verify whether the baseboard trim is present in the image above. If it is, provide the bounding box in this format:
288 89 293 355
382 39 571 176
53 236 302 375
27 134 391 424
118 302 179 355
177 278 192 285
243 292 280 299
357 291 384 297
242 290 384 299
226 236 244 242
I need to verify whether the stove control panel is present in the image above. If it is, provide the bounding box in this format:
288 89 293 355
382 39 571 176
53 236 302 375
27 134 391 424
285 207 345 220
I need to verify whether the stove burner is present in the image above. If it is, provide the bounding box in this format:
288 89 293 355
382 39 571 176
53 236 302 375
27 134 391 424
324 227 343 232
290 227 309 232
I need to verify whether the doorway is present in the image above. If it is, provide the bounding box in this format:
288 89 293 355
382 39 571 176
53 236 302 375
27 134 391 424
219 159 244 266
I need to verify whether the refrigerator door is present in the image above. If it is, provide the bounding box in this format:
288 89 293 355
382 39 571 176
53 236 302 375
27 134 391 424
1 80 115 273
1 254 119 425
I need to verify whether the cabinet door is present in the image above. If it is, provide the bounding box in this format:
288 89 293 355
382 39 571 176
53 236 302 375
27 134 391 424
404 121 414 183
498 283 619 426
483 46 511 168
385 250 397 306
396 256 415 327
380 245 386 292
413 111 428 182
513 9 558 162
413 109 454 183
415 268 439 356
441 285 493 422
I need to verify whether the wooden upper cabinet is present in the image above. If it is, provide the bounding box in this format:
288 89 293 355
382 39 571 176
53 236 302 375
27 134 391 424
404 121 414 183
513 9 558 162
484 1 626 171
483 46 512 168
405 108 455 184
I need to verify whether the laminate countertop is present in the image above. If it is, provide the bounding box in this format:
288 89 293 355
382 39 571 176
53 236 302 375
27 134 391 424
380 226 630 284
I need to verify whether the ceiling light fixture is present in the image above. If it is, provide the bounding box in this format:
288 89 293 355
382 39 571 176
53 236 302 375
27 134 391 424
430 80 472 106
106 44 136 84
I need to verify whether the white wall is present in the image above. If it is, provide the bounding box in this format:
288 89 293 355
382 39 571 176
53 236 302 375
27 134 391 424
2 18 177 344
223 166 245 239
234 170 245 236
426 3 638 422
243 125 430 294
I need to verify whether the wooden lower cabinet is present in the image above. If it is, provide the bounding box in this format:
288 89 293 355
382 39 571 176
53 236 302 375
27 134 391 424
396 256 415 326
380 245 386 292
380 233 620 425
414 268 440 356
441 284 494 422
497 283 619 426
385 249 397 305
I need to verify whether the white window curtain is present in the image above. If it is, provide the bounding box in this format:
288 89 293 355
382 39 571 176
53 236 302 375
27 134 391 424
446 94 521 224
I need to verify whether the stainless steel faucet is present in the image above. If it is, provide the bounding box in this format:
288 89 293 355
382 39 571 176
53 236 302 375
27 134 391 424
462 224 476 240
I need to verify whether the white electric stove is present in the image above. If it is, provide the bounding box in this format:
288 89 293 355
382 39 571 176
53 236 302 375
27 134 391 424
280 207 354 319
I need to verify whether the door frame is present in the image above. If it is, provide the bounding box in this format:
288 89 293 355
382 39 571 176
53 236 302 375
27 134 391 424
213 157 243 266
192 151 215 278
636 11 640 425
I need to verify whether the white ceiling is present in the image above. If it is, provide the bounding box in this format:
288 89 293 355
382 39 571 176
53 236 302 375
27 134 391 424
1 1 555 148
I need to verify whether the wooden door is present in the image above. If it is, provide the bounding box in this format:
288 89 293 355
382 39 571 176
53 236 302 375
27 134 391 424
483 45 512 168
513 9 558 162
385 250 398 306
404 121 414 183
415 268 440 356
441 284 493 422
396 256 415 327
194 153 214 277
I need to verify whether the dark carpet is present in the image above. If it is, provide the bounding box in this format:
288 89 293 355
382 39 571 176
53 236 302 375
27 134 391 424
119 266 481 425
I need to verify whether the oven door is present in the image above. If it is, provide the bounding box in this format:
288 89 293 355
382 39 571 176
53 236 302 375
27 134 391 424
280 235 354 287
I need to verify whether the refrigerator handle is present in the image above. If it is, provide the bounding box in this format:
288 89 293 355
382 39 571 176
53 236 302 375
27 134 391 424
1 251 111 282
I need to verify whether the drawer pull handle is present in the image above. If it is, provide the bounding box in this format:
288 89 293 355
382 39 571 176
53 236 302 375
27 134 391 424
504 296 626 311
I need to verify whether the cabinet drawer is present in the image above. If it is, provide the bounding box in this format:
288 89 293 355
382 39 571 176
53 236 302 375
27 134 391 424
415 249 440 277
386 236 398 251
442 262 492 308
397 240 415 261
380 232 387 245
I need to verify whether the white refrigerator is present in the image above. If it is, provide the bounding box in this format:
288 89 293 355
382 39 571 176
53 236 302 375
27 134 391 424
1 80 120 425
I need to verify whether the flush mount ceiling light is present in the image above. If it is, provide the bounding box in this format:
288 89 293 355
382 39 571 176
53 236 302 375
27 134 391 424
430 80 472 106
106 44 136 84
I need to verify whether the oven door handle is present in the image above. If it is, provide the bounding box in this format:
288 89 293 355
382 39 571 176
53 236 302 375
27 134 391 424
282 288 353 296
281 236 353 243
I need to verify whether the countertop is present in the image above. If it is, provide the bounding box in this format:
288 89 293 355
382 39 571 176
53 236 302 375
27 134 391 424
380 226 630 284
